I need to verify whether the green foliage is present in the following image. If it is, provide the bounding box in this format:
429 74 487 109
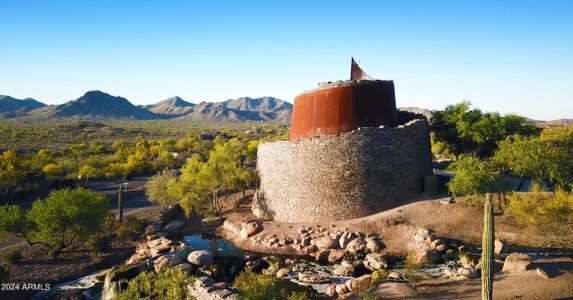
0 149 27 194
403 252 428 289
447 155 510 197
0 205 28 238
494 134 573 187
234 269 283 300
173 138 254 215
506 188 573 225
2 249 22 264
482 194 494 300
370 269 389 287
4 188 112 258
119 268 195 300
145 170 179 208
234 269 314 300
115 217 147 241
359 295 378 300
431 101 538 158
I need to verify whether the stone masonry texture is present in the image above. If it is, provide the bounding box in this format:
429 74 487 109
255 118 433 222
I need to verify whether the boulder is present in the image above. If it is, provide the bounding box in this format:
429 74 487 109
364 253 388 271
315 236 339 249
187 250 214 267
412 248 441 264
240 222 261 239
328 249 347 263
163 220 185 232
150 244 171 257
502 253 532 273
347 274 371 291
335 283 350 296
332 264 354 277
414 228 429 242
339 232 358 249
174 263 195 275
154 254 183 271
298 272 330 284
346 237 366 254
301 237 311 246
315 249 330 262
326 284 337 297
365 236 384 253
457 267 478 279
494 239 504 255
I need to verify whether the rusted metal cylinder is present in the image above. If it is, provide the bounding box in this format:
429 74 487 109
290 80 397 141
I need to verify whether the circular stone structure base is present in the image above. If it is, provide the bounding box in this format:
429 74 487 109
254 118 433 222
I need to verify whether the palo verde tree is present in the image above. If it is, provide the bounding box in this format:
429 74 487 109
0 150 26 195
0 188 110 258
171 137 254 215
145 169 179 209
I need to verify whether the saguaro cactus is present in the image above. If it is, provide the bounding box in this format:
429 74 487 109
482 193 494 300
117 184 124 223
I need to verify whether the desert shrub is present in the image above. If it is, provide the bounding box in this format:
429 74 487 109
403 252 428 289
2 249 22 264
234 269 283 300
506 188 573 226
119 268 195 300
145 170 179 208
115 217 147 241
0 265 8 282
87 235 112 253
234 269 315 300
370 269 389 287
360 295 378 300
447 155 510 199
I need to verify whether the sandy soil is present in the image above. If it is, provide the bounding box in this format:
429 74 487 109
219 192 573 299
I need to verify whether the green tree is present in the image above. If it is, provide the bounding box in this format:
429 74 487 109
447 155 510 198
431 102 538 158
145 170 179 209
173 138 254 215
0 188 110 258
494 135 572 188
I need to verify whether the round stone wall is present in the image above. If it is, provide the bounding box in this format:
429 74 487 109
254 118 433 222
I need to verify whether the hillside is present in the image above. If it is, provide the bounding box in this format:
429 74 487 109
177 97 292 123
29 91 160 120
0 95 46 117
145 96 195 115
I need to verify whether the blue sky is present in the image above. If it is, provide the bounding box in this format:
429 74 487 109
1 0 572 120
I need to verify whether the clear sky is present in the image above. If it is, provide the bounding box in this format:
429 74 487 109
1 0 572 120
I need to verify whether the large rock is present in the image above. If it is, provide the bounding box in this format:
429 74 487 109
163 220 185 232
315 236 339 249
298 272 330 284
364 253 388 271
457 267 478 279
154 254 183 271
502 253 532 273
332 264 354 277
187 250 214 267
346 237 366 254
365 236 384 253
346 274 371 292
315 249 330 263
240 222 261 239
412 248 441 264
339 232 358 249
328 249 347 263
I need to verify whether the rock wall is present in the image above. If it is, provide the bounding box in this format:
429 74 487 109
255 118 433 222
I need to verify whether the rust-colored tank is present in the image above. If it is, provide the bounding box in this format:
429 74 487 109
290 80 398 141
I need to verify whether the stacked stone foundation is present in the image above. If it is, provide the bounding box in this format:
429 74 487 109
254 118 433 222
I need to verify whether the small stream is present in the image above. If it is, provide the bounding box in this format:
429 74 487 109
37 235 573 299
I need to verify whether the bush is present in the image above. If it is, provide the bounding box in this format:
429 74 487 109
2 249 22 265
403 252 428 289
234 269 315 300
119 268 194 300
507 189 573 226
116 217 147 241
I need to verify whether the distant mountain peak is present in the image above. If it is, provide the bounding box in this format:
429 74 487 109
0 95 46 117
